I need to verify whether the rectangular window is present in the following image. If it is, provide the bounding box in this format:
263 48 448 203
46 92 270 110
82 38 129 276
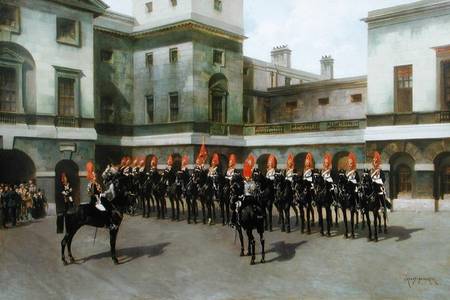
146 95 154 123
444 61 450 109
100 50 113 63
0 4 20 33
0 66 17 112
212 95 223 123
56 17 80 47
100 96 113 122
146 52 153 68
395 65 413 113
58 77 75 116
169 48 178 63
351 94 362 103
318 97 329 105
213 49 224 66
169 92 179 122
146 2 153 12
171 0 177 6
398 165 412 193
285 77 291 86
214 0 223 11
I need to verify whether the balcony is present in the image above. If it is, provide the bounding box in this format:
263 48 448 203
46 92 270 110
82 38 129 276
367 111 450 126
243 119 366 136
0 112 92 128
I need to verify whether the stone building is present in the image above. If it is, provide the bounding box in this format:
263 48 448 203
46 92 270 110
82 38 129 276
0 0 449 212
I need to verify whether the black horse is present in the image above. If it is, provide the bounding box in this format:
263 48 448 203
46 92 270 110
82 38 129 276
255 170 275 232
61 178 130 265
193 166 208 224
312 171 333 236
293 175 314 234
336 170 358 239
230 174 265 265
273 172 294 233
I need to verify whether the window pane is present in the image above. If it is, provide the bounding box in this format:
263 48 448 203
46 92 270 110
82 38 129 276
58 77 75 116
170 48 178 63
398 165 412 193
395 65 413 113
0 66 17 112
169 93 178 121
212 95 223 123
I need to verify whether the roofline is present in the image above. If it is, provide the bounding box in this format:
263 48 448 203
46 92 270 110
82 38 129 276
244 56 321 80
47 0 108 16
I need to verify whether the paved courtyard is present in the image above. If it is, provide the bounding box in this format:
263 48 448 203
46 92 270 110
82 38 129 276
0 211 449 300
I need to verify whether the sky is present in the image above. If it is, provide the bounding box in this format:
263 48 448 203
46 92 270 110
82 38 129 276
102 0 418 78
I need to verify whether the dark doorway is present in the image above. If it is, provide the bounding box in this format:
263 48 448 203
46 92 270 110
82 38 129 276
0 150 35 184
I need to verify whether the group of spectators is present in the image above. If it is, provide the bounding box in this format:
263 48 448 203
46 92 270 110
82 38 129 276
0 180 47 229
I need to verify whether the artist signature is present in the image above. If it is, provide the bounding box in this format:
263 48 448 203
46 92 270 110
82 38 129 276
404 276 439 288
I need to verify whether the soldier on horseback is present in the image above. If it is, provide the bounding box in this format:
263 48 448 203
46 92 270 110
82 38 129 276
371 151 391 233
61 173 75 214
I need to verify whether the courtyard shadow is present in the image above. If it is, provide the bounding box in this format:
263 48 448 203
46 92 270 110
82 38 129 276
265 240 307 263
77 242 171 265
379 226 424 242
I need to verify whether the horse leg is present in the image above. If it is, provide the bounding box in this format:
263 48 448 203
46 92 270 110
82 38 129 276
374 210 379 242
109 228 119 265
142 197 147 218
201 198 206 224
206 198 212 225
342 208 348 238
226 199 230 225
300 205 305 233
293 205 299 226
378 213 382 234
238 226 245 256
186 197 192 224
268 203 273 232
155 194 161 219
285 205 291 233
67 226 81 263
318 204 324 236
212 200 216 224
355 210 359 229
325 205 332 237
247 230 256 265
334 206 339 227
366 211 372 241
350 208 355 239
175 195 180 221
61 233 69 265
310 205 315 227
259 231 265 264
383 208 388 234
279 206 285 232
306 204 311 234
361 212 366 229
193 197 198 224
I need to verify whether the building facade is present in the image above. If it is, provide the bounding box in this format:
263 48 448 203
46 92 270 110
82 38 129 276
0 0 449 212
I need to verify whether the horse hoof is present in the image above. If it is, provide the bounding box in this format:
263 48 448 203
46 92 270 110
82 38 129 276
327 233 331 237
113 258 119 265
69 256 75 263
375 238 378 242
287 229 291 234
320 232 325 236
344 234 348 239
247 252 252 257
368 237 373 242
260 259 265 264
281 228 285 232
307 230 311 235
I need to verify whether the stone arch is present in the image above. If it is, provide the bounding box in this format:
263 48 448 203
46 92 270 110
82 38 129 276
434 152 450 200
0 42 36 114
209 73 228 123
0 149 36 184
55 160 80 215
257 154 271 174
389 152 415 200
332 151 349 172
425 141 450 162
382 142 423 164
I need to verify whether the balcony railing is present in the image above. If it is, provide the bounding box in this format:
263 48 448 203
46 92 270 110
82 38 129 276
244 119 366 136
0 112 17 125
55 116 79 128
440 111 450 122
0 112 92 128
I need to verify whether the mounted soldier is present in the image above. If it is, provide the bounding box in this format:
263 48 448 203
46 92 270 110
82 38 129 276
322 153 339 227
61 173 75 214
86 161 104 212
264 154 277 231
148 156 163 219
164 155 179 221
371 151 391 233
194 143 209 224
205 153 221 225
177 155 193 223
223 154 238 225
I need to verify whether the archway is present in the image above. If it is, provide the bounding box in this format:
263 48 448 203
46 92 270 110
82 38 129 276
333 151 349 171
257 154 271 174
434 152 450 200
209 73 228 123
0 149 35 184
55 160 80 215
294 153 309 173
389 153 415 199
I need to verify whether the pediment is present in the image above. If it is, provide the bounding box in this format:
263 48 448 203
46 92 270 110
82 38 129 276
0 48 25 63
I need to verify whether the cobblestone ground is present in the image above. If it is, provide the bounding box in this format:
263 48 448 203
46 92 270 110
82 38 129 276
0 210 449 300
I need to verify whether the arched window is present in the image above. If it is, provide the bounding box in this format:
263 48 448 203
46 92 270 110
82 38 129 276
398 164 412 194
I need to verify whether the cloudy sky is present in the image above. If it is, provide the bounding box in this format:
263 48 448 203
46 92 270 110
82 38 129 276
102 0 417 78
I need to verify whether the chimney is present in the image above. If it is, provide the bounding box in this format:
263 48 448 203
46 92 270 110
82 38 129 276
320 55 334 80
271 45 292 68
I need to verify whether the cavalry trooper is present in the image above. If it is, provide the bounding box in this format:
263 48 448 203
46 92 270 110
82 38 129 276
86 161 105 211
61 173 74 213
346 152 360 192
371 151 391 209
266 154 277 181
285 153 296 184
321 153 335 188
225 154 238 181
208 153 220 187
303 153 315 186
164 155 178 220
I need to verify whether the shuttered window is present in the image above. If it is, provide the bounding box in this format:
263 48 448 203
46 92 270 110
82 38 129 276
58 77 75 116
395 65 413 113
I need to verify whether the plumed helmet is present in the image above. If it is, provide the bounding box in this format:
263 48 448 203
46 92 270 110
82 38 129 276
182 155 189 167
267 154 277 169
211 153 220 167
243 155 255 179
197 143 208 165
305 153 314 170
373 151 381 167
120 157 127 166
86 161 95 182
323 153 332 169
228 154 237 168
139 157 146 167
167 155 173 166
348 152 357 170
286 153 295 169
151 156 158 168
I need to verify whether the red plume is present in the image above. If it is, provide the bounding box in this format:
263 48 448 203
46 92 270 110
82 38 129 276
197 143 208 164
243 155 255 179
286 153 294 169
348 152 357 170
267 154 277 169
305 153 314 170
373 151 381 165
86 161 95 181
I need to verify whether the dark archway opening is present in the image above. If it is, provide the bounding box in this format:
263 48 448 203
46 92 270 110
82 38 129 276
0 150 35 184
